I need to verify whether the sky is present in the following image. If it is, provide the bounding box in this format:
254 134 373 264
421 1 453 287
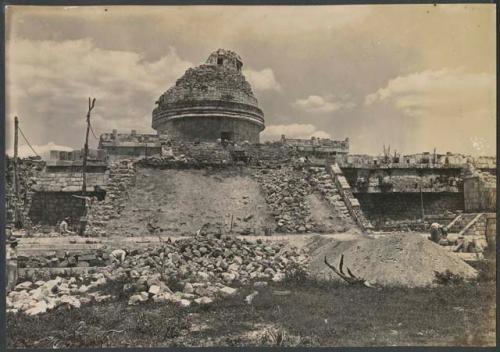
5 4 496 158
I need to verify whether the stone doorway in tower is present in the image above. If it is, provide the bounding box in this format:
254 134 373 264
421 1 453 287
221 131 234 142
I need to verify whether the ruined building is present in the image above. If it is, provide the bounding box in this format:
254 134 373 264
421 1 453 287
152 49 265 143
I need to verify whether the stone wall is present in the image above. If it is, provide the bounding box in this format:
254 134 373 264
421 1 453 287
464 172 496 212
486 213 496 247
158 64 258 107
90 160 137 236
355 192 464 229
5 157 46 228
10 164 108 227
341 166 463 193
152 49 265 143
102 146 162 161
137 141 297 169
32 171 108 192
28 192 102 226
244 143 295 167
155 115 262 143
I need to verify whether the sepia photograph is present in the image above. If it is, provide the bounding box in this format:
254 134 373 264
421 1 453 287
3 3 497 348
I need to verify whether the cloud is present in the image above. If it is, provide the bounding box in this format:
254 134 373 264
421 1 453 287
6 38 193 149
243 68 282 92
6 141 73 159
293 94 354 114
261 123 331 141
364 68 495 116
364 68 496 155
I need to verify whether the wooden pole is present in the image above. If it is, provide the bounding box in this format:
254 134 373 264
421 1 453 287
13 116 20 227
420 183 425 220
82 98 96 195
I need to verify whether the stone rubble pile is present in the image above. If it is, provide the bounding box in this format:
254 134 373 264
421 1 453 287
253 167 315 233
136 153 193 166
104 232 308 307
18 249 109 269
7 233 308 316
6 273 112 315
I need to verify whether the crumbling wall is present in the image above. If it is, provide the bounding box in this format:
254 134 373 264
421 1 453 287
152 50 265 143
104 146 162 160
253 165 358 233
252 166 313 233
486 213 496 247
25 169 107 226
355 192 464 230
28 192 88 225
341 166 463 193
32 171 107 193
158 64 258 107
172 140 232 164
464 172 496 212
137 141 296 168
244 143 295 167
90 160 137 236
5 157 45 228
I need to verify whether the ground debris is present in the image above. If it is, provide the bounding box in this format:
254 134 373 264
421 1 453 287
97 232 308 307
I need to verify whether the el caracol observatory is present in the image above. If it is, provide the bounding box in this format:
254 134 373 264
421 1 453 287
152 49 265 143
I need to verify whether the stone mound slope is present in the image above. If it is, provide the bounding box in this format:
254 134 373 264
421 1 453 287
307 234 478 287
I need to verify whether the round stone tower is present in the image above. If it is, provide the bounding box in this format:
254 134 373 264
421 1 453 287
152 49 265 143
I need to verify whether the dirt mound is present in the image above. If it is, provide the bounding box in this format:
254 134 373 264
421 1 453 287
307 234 478 287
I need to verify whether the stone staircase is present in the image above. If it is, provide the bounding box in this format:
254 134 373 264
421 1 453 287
325 164 373 232
307 165 372 232
444 212 494 255
446 213 478 233
307 166 355 225
457 213 487 238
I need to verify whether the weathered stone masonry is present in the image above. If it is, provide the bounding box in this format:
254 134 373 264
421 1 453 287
152 49 265 143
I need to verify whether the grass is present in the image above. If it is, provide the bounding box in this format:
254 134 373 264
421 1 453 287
7 275 496 348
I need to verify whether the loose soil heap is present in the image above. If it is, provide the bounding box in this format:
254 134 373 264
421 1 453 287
307 233 478 287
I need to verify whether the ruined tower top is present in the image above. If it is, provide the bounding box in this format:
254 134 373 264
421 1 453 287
205 49 243 72
152 49 265 143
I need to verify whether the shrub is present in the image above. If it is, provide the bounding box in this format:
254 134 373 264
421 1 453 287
433 270 464 285
283 261 308 283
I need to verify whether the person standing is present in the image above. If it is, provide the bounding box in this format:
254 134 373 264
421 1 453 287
6 232 19 292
